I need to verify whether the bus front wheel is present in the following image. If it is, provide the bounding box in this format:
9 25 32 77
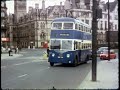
73 56 78 67
50 62 54 66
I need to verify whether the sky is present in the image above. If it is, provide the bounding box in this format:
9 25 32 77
6 0 115 14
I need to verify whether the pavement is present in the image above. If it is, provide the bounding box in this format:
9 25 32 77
77 58 119 89
1 50 47 60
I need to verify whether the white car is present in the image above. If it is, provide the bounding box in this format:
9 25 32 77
97 47 108 56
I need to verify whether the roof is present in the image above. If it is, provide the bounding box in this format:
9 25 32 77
105 0 118 12
47 5 65 15
52 17 80 22
52 17 90 27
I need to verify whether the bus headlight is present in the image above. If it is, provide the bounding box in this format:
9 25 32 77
52 53 55 57
67 54 70 58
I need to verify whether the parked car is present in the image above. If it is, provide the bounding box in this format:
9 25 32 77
99 50 116 60
97 47 108 57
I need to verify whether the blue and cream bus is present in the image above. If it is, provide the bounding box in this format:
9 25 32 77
48 17 92 66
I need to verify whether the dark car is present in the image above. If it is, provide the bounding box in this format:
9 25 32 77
97 47 108 57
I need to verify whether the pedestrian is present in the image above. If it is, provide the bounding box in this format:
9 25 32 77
47 47 49 57
8 48 12 56
16 47 19 54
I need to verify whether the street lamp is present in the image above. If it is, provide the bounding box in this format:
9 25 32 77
92 0 99 81
107 0 110 61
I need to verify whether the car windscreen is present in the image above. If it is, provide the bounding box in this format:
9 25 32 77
103 51 108 54
98 47 108 51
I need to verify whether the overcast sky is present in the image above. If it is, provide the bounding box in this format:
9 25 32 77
6 0 115 14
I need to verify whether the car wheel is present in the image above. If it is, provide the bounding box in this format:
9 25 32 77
50 62 54 66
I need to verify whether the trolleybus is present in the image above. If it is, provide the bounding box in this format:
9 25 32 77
48 17 92 66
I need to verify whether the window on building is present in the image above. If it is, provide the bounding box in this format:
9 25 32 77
100 21 103 30
82 19 84 22
86 5 90 10
1 12 5 17
1 20 5 27
104 14 107 19
85 20 89 24
105 21 107 30
115 25 117 30
114 15 118 20
1 1 5 7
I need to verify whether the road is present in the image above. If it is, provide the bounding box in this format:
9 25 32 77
1 48 110 89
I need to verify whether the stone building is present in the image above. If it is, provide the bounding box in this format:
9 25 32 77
1 0 9 48
12 0 66 48
69 0 118 46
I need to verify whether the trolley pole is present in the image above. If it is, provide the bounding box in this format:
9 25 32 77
107 0 110 61
92 0 98 81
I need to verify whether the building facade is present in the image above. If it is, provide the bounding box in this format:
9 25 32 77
69 0 118 46
1 1 9 48
8 0 118 48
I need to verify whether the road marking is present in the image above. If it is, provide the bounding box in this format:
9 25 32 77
1 60 47 69
14 62 31 66
18 74 28 78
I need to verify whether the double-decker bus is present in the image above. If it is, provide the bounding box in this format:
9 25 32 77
48 17 92 66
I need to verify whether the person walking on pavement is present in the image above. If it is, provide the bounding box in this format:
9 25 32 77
47 47 49 57
8 47 12 56
16 47 19 54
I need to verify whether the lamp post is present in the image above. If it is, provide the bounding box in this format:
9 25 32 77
92 0 99 81
35 8 38 48
107 0 110 61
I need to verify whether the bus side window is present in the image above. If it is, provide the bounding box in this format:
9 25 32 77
82 26 84 32
75 24 77 30
84 43 86 49
86 43 88 49
81 25 83 31
86 27 87 32
74 41 76 50
82 43 83 49
79 24 81 31
88 43 90 49
85 27 86 32
79 42 81 49
90 29 92 33
84 26 85 32
83 43 85 49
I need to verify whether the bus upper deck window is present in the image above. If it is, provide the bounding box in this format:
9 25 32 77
53 23 62 29
63 23 73 29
